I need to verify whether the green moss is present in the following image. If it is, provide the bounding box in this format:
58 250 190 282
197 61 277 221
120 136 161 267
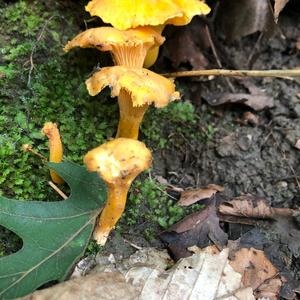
120 175 203 241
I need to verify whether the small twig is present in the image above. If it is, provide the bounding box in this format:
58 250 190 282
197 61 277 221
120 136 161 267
22 144 48 161
122 238 143 250
205 25 235 92
48 181 68 199
163 69 300 79
27 16 55 87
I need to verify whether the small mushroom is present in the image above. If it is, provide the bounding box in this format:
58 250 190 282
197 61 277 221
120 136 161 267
86 66 180 139
41 122 64 184
64 26 165 68
85 0 211 67
84 138 152 245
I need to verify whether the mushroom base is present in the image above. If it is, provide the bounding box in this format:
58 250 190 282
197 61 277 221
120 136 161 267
93 183 128 246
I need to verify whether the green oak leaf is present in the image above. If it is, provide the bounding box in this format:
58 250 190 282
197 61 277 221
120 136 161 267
0 161 106 299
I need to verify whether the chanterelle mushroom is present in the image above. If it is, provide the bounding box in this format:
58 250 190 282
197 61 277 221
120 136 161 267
86 66 180 139
84 138 152 245
41 122 64 185
64 26 165 68
85 0 211 67
85 0 210 30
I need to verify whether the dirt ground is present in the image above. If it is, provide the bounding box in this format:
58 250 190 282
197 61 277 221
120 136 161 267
105 2 300 293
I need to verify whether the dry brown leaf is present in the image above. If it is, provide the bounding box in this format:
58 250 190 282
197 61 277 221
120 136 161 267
255 277 283 300
22 272 139 300
155 175 184 192
178 184 224 206
242 111 260 126
24 247 255 300
296 39 300 50
294 139 300 150
219 194 295 219
207 92 274 111
230 248 279 291
162 19 209 70
217 0 275 41
274 0 290 22
160 200 228 259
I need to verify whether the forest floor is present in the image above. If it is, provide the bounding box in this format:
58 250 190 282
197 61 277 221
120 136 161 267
0 0 299 296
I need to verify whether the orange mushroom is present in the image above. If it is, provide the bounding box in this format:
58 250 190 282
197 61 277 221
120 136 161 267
85 66 180 139
41 122 64 184
85 0 210 30
85 0 211 67
64 26 165 68
84 138 152 245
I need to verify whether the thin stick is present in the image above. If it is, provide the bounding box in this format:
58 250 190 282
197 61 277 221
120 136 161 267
48 181 68 199
205 25 235 92
163 69 300 79
22 144 48 161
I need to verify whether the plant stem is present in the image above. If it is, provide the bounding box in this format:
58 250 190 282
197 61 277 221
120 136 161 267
163 69 300 79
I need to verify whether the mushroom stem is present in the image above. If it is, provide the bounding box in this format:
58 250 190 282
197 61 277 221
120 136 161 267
93 182 128 245
116 89 148 139
143 25 165 68
41 122 64 185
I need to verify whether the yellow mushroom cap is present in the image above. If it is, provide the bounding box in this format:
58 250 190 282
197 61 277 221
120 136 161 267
84 138 152 185
86 66 180 108
64 27 165 68
64 27 165 53
86 0 211 30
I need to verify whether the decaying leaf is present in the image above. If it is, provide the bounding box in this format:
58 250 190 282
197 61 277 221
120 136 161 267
23 247 255 300
178 184 224 206
242 111 260 126
160 199 228 259
217 0 275 41
274 0 290 22
0 162 106 299
294 139 300 149
162 19 209 70
207 91 274 111
230 248 283 299
22 272 139 300
219 194 296 219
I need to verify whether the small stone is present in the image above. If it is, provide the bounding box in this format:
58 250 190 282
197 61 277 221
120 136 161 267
276 181 288 189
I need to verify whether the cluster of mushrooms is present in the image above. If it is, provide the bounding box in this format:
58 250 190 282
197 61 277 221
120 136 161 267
49 0 211 245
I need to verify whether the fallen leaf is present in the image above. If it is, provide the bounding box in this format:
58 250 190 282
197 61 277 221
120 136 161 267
162 19 209 70
217 0 275 41
207 92 274 111
24 247 255 300
274 0 290 22
255 277 284 300
160 199 228 259
155 175 184 192
178 184 224 206
242 111 260 126
294 139 300 149
230 248 281 295
296 39 300 50
22 272 139 300
219 194 296 219
0 162 106 299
